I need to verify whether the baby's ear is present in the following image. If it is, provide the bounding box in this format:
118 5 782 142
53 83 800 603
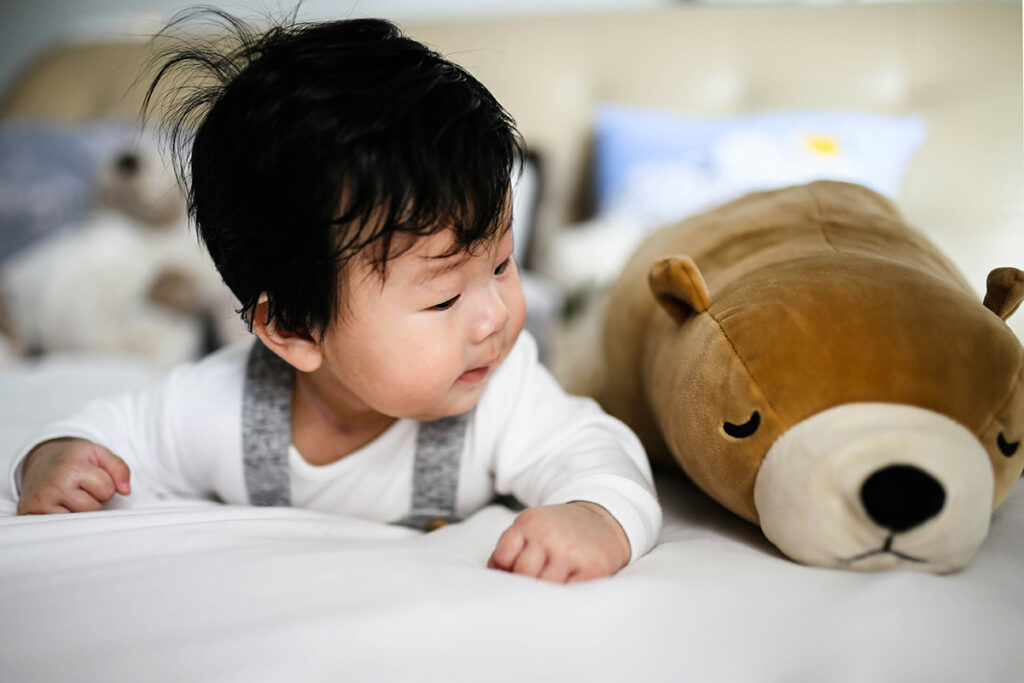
250 296 323 372
983 267 1024 321
648 255 711 324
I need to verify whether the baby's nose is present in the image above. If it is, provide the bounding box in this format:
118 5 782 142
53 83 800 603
472 288 510 342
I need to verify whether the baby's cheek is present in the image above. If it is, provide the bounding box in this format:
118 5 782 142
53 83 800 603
379 360 467 416
506 283 527 337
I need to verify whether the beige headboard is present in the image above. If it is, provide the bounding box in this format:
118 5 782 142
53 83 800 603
2 3 1020 247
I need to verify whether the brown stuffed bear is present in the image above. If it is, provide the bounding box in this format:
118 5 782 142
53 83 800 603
594 180 1023 572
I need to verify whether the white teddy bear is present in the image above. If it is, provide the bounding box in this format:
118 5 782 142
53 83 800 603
0 139 245 366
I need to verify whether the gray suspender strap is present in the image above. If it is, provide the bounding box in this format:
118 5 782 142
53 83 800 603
241 339 469 528
242 340 293 507
397 412 470 531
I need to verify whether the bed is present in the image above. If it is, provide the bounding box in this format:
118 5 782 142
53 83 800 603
1 4 1022 681
2 354 1022 682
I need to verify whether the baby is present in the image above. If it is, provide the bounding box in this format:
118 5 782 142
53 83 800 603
9 13 661 582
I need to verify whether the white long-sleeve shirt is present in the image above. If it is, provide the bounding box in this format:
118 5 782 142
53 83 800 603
9 332 662 560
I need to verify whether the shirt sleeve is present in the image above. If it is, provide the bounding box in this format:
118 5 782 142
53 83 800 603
476 332 663 562
8 343 251 506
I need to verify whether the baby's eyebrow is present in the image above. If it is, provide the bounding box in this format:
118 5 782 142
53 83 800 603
410 252 470 285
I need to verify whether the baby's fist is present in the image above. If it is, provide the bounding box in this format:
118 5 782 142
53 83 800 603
17 438 131 515
488 501 630 583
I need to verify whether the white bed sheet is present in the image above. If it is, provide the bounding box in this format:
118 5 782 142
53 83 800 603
1 355 1021 683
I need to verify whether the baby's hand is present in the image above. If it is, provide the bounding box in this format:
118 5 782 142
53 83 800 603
487 501 630 583
17 438 131 514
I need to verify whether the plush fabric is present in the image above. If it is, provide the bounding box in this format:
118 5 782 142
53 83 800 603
594 181 1023 572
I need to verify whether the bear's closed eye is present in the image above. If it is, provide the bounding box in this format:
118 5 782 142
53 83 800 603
997 432 1019 457
724 411 761 439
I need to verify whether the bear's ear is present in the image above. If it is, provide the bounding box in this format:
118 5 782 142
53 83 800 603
983 267 1024 321
648 255 712 324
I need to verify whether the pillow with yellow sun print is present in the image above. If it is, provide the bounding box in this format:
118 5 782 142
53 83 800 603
592 104 926 230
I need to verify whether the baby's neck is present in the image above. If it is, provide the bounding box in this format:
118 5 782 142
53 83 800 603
290 372 396 466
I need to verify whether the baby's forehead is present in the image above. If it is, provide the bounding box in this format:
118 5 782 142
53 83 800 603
399 230 492 281
397 225 507 264
346 228 491 287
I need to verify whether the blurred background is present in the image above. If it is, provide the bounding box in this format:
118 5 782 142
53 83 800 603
0 0 694 96
0 0 1020 372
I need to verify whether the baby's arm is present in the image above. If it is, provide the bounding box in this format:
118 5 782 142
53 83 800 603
479 333 662 583
487 501 630 582
9 343 251 511
17 438 131 514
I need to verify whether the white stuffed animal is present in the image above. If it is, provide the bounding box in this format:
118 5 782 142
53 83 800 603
0 139 245 366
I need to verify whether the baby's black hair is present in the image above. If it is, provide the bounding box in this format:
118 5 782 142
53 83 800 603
144 8 524 336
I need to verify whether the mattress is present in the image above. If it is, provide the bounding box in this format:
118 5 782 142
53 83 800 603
1 353 1021 682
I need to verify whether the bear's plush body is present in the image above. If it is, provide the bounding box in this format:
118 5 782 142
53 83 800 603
595 181 1023 572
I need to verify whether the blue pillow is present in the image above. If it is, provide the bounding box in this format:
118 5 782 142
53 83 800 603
593 104 927 228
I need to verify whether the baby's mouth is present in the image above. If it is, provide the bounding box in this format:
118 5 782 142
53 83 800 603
459 353 501 385
458 364 491 384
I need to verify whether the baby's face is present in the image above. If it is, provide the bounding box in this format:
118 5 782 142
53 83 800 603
314 227 526 421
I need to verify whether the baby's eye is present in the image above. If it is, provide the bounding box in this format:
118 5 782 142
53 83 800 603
431 295 460 311
494 258 511 276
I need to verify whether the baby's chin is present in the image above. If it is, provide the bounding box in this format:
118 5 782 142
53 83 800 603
402 380 491 421
395 338 517 420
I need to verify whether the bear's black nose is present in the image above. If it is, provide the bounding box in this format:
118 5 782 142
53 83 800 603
860 465 946 533
116 152 140 175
